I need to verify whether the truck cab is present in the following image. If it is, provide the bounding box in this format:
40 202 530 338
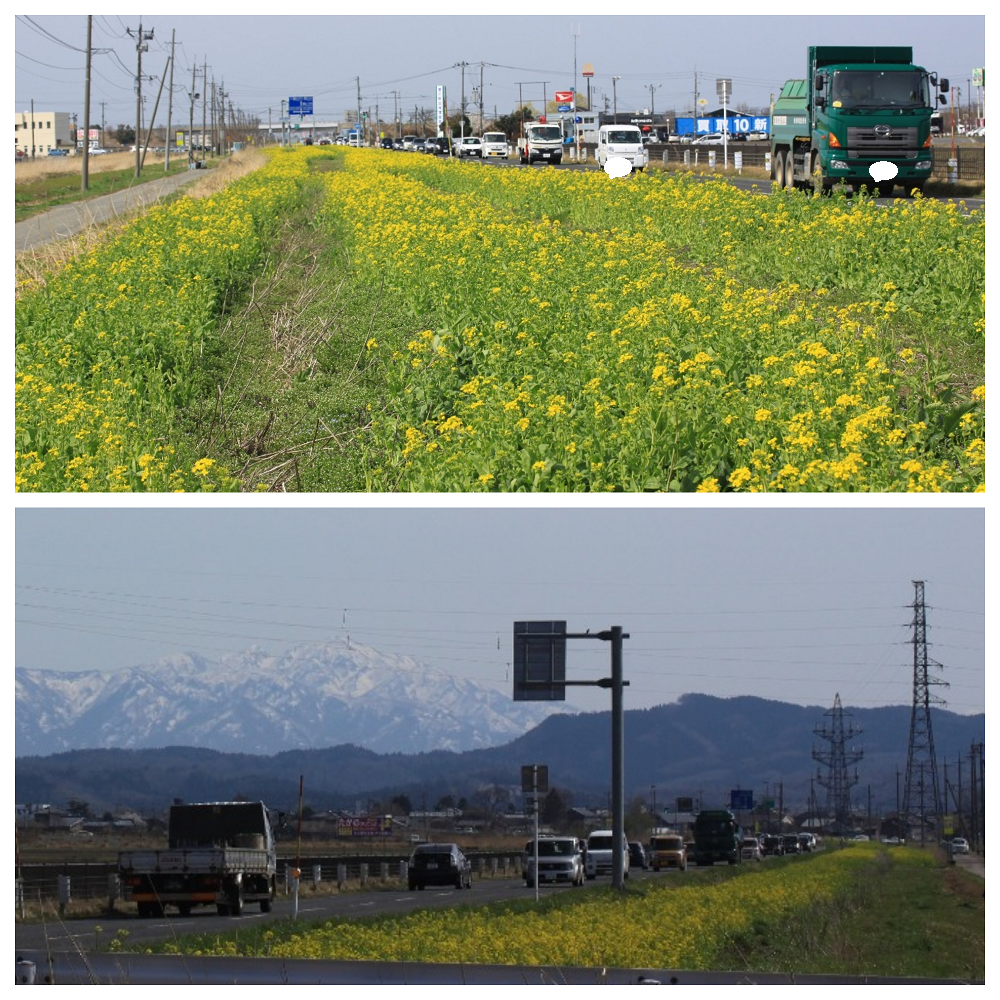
771 45 947 197
518 122 563 165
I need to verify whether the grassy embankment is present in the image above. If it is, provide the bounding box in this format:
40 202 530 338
105 845 983 981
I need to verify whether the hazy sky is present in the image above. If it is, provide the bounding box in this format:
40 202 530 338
15 505 984 717
14 13 986 129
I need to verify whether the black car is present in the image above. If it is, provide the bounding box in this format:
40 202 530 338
781 834 802 855
760 834 784 857
423 137 447 155
628 841 648 870
380 137 394 149
407 842 472 890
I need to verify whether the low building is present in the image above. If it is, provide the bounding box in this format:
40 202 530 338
15 111 75 156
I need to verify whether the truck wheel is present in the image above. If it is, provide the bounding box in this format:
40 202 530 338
178 903 192 917
783 152 797 191
260 898 272 913
772 150 784 184
810 151 829 195
216 904 230 916
877 181 894 199
228 886 243 916
909 180 925 196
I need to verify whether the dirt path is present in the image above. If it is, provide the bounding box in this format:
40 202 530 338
14 168 205 253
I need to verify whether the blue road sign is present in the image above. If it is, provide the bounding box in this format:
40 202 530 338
730 789 754 811
558 104 572 112
288 96 314 116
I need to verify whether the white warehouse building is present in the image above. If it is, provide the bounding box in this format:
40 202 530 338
14 111 74 156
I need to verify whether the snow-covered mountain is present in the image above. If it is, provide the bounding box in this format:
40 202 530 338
15 638 566 756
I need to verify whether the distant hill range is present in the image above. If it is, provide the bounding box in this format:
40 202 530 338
15 638 563 757
15 694 983 817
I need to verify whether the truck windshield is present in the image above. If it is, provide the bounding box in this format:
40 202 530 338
527 126 562 141
831 70 930 109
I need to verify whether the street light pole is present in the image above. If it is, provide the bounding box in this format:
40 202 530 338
612 76 620 122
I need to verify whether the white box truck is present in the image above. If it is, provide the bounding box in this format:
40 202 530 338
595 124 649 172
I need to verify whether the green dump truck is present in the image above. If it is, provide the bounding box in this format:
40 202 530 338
770 46 949 197
692 809 742 866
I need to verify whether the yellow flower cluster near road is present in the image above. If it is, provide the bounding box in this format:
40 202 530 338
319 149 983 492
161 844 921 970
14 147 984 491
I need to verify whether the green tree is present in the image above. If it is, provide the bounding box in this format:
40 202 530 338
114 124 136 146
541 787 571 826
390 794 412 815
494 106 535 138
447 112 472 137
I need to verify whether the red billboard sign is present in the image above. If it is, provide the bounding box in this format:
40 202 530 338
554 91 574 104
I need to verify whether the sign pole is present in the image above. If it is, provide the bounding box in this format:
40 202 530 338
533 767 540 903
513 622 629 891
611 625 626 891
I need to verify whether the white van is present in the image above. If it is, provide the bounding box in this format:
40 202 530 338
481 132 509 159
596 124 648 172
584 829 630 879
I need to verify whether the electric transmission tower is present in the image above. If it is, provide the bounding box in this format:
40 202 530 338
812 693 863 832
901 580 948 844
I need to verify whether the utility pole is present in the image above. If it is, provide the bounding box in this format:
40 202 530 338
480 62 485 134
612 76 620 121
356 77 362 142
165 30 175 170
457 61 469 140
202 59 208 156
82 15 92 190
901 581 948 846
128 21 154 178
572 22 580 158
189 60 198 166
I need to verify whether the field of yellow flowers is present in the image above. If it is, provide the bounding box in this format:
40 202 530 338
15 146 984 491
322 150 984 492
142 845 949 975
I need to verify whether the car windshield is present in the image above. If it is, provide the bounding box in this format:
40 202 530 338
588 835 613 849
831 70 930 109
535 840 574 856
483 133 506 143
606 131 639 143
651 837 683 850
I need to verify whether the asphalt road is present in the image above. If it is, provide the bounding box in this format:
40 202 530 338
14 167 206 254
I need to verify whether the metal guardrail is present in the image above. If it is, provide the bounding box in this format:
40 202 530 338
638 141 985 182
17 853 525 903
